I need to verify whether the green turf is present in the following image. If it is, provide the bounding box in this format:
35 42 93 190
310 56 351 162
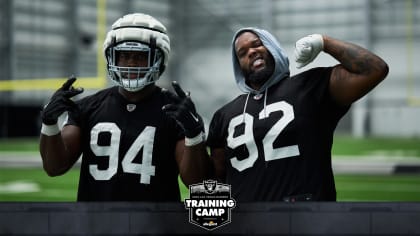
0 168 189 201
0 168 79 201
1 136 420 201
335 174 420 201
0 138 39 152
331 135 420 157
1 168 420 202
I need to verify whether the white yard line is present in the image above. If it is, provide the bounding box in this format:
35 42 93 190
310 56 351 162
0 152 81 168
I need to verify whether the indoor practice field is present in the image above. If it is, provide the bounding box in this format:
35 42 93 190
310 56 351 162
0 136 420 202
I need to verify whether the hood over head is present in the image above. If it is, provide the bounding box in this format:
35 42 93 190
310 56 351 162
232 27 290 94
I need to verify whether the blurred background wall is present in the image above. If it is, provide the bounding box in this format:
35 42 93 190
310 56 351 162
0 0 419 138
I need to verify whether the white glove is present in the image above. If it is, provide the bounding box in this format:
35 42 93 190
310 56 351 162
294 34 324 69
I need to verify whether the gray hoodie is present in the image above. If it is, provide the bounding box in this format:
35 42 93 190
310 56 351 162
232 27 290 95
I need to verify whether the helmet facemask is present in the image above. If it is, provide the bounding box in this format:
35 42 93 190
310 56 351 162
106 41 163 92
103 13 170 92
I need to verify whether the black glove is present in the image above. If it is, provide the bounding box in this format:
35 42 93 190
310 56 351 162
162 81 204 138
41 76 84 125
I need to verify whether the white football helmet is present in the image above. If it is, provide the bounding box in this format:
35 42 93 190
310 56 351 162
103 13 170 92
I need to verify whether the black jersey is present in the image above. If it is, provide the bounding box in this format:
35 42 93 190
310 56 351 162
67 86 184 201
207 67 350 202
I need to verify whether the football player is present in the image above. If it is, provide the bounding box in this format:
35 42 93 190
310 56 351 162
39 13 210 201
206 29 389 202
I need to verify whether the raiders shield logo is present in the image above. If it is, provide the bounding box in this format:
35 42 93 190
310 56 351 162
204 179 217 194
184 180 236 231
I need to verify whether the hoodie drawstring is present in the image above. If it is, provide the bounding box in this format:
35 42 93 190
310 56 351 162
263 88 268 168
241 89 269 168
263 88 268 118
243 88 268 122
242 92 251 123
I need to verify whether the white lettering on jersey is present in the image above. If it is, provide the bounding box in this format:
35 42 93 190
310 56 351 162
89 123 120 180
228 113 258 171
260 101 300 162
89 123 156 184
122 126 156 184
227 101 300 172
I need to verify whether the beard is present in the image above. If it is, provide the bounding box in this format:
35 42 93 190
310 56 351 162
245 59 275 88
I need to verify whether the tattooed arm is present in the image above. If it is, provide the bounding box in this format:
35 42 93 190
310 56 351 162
323 36 389 106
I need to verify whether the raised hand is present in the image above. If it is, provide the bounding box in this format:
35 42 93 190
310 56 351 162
294 34 324 69
162 81 204 142
41 76 84 125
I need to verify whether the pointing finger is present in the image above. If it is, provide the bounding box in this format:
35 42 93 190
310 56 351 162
172 81 187 99
62 76 77 90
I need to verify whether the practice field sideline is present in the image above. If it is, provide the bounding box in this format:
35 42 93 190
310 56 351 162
1 136 420 155
1 136 420 201
1 168 420 202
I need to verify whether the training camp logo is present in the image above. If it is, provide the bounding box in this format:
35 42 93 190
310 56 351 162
184 179 236 231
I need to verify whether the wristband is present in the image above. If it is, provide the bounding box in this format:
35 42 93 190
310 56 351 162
41 123 60 136
185 131 206 147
